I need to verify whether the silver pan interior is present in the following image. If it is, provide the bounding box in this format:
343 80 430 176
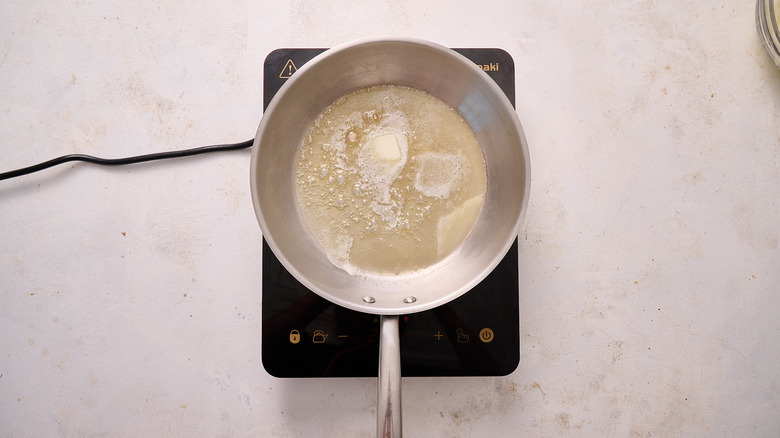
251 37 530 315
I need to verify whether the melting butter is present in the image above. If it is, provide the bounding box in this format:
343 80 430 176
370 133 402 162
295 85 487 276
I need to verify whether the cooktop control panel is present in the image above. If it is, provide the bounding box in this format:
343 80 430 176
261 48 520 377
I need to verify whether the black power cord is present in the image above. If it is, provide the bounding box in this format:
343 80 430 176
0 138 254 181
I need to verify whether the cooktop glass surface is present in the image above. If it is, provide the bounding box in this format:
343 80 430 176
261 48 520 378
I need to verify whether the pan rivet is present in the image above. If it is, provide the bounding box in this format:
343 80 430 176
403 296 417 304
363 296 376 304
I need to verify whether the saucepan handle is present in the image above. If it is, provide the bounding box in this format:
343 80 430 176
378 314 402 438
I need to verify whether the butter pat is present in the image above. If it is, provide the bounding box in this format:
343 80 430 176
370 133 402 162
437 194 484 256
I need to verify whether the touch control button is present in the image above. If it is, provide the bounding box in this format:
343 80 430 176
312 330 328 343
479 328 494 343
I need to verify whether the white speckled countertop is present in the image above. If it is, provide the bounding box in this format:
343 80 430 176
2 1 779 436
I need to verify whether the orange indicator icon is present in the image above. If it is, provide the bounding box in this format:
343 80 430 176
479 328 494 343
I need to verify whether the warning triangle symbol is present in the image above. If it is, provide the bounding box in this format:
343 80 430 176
279 59 297 79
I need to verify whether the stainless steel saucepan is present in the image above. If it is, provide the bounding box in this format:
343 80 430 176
250 37 530 438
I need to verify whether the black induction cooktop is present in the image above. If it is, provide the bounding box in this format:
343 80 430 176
261 48 519 378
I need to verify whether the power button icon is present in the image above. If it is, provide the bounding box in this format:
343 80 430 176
479 328 494 343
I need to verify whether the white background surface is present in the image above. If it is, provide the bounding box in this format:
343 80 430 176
2 1 779 436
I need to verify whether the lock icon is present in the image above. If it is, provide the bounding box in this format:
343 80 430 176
289 329 301 344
